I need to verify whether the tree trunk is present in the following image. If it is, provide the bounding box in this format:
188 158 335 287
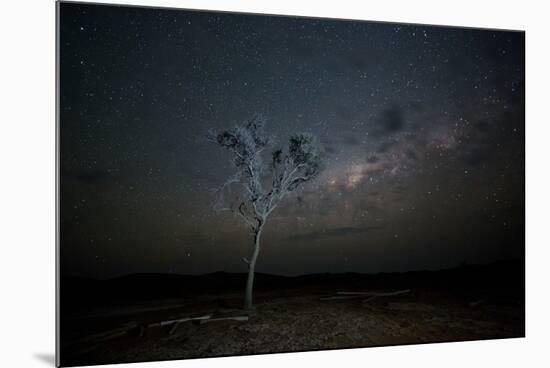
244 223 263 310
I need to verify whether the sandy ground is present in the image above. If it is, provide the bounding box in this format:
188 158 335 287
61 287 523 366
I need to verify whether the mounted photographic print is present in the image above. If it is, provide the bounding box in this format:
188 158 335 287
56 1 525 366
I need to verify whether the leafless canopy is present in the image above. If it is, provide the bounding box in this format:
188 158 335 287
208 116 324 233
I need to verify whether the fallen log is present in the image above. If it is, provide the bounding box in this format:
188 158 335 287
199 315 249 324
157 314 212 327
321 289 411 301
319 295 362 301
135 314 212 336
158 314 212 334
468 299 484 308
336 289 411 297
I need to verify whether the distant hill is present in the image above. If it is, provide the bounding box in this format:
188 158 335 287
60 259 524 309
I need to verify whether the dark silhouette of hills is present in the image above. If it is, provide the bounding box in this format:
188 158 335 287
61 259 524 311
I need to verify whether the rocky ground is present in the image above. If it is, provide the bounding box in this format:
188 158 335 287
60 285 524 366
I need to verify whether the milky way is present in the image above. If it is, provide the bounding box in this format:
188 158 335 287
59 3 524 278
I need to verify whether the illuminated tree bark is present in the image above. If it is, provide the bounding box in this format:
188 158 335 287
209 116 324 310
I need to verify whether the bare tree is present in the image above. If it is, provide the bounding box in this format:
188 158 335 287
208 116 324 310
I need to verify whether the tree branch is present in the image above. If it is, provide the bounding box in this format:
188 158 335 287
238 202 257 231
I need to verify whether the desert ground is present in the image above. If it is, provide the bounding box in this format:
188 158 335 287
60 261 524 366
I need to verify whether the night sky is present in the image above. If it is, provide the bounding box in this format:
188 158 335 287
59 2 524 279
